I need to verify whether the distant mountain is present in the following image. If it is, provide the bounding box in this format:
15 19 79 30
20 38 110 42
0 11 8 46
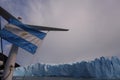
14 56 120 79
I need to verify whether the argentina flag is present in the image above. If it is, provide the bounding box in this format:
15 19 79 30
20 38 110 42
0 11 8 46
0 18 46 54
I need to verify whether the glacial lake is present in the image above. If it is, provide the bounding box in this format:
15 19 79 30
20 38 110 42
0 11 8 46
13 77 117 80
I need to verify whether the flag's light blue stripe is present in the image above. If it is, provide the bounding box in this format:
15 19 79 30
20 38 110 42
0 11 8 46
8 18 46 40
5 24 42 46
0 29 37 54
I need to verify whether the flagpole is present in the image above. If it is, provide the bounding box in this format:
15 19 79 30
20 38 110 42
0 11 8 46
2 45 18 80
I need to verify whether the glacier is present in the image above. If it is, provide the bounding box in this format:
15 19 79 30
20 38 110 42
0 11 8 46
14 56 120 79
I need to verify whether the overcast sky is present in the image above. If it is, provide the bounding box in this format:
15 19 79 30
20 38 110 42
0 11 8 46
1 0 120 65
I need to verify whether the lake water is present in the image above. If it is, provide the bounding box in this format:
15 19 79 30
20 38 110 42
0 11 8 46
12 77 116 80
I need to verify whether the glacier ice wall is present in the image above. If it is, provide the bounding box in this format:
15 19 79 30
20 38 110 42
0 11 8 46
14 56 120 79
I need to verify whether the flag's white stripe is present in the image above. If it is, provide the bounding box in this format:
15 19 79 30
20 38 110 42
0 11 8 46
5 24 42 46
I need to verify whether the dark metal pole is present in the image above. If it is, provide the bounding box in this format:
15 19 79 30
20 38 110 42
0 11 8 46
0 16 4 67
0 16 3 54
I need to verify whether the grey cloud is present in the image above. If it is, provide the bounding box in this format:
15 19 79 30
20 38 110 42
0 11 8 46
1 0 120 64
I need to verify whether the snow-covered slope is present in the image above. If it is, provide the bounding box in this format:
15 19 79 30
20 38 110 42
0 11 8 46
14 56 120 79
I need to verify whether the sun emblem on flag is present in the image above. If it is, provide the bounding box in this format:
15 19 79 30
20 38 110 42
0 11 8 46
20 32 28 36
